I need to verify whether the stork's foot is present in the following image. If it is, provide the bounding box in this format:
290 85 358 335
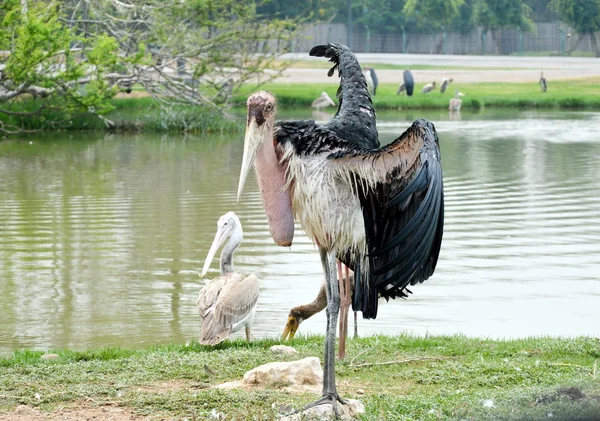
302 393 347 419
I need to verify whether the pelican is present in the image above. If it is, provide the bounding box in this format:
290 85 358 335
363 67 378 96
440 78 453 94
397 69 414 96
237 43 444 414
540 72 547 92
421 81 436 93
449 89 462 112
311 91 336 110
196 212 260 346
282 270 359 360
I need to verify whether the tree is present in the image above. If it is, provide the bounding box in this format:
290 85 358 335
473 0 535 54
0 0 298 134
551 0 600 57
403 0 464 53
0 0 139 133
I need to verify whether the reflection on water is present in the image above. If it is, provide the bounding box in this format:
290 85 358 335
1 110 600 353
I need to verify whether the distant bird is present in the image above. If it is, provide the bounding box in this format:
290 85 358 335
196 212 259 346
237 43 444 413
449 89 463 112
282 270 358 359
397 69 415 96
311 91 336 110
540 72 547 92
363 67 378 96
440 78 453 94
421 81 436 94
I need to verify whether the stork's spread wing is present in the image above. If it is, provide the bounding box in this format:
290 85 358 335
309 43 379 149
330 119 444 319
214 273 259 329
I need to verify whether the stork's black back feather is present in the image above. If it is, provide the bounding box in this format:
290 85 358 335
309 44 379 149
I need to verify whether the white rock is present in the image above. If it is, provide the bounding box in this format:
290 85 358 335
270 345 299 355
243 357 322 387
482 399 496 408
215 357 323 393
41 353 59 360
281 399 365 421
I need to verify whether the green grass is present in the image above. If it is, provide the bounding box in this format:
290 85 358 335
234 77 600 111
278 60 524 71
0 96 239 134
1 335 599 420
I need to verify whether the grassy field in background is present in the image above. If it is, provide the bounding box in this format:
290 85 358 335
1 335 599 420
235 77 600 111
275 60 523 71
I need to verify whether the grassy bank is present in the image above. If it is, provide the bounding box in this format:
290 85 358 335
236 77 600 110
1 335 599 420
0 96 239 134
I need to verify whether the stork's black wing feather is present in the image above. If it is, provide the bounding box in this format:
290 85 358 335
309 43 379 149
328 118 444 319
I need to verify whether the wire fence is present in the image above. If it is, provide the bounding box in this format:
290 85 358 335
291 22 599 57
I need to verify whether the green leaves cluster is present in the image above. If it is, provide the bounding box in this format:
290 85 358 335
473 0 535 32
551 0 600 33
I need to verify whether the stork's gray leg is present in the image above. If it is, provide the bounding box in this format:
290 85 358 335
354 311 358 338
301 247 346 417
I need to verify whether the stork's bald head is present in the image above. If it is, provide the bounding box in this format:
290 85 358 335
247 91 276 127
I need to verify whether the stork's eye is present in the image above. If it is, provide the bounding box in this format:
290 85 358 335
265 104 273 112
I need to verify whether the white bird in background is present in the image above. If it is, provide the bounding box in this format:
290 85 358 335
311 91 336 110
421 81 436 93
440 77 453 94
449 89 463 112
363 67 378 96
196 211 259 345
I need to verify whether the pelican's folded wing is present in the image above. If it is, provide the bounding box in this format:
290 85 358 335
329 118 444 319
214 274 260 329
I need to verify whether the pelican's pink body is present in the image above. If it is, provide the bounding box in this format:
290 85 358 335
254 137 294 247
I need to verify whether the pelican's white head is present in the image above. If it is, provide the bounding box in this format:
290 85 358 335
237 91 277 202
201 211 243 277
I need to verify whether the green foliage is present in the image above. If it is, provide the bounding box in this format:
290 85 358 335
473 0 536 32
551 0 600 33
403 0 465 31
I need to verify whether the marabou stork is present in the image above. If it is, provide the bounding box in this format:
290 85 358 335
197 212 259 345
237 43 444 414
363 67 379 96
440 77 453 94
397 69 415 96
540 72 547 92
421 81 436 93
449 90 463 112
311 91 336 110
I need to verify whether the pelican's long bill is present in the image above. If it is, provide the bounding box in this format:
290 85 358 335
201 225 229 277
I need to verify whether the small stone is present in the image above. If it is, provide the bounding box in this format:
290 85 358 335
270 345 299 355
243 357 322 388
356 389 365 395
482 399 495 408
41 353 59 360
281 399 365 421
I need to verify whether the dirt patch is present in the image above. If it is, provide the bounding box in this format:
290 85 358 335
0 404 150 421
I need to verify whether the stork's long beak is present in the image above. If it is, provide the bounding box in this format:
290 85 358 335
237 117 263 202
281 316 300 341
201 226 229 277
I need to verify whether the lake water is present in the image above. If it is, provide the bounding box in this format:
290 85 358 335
1 109 599 353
